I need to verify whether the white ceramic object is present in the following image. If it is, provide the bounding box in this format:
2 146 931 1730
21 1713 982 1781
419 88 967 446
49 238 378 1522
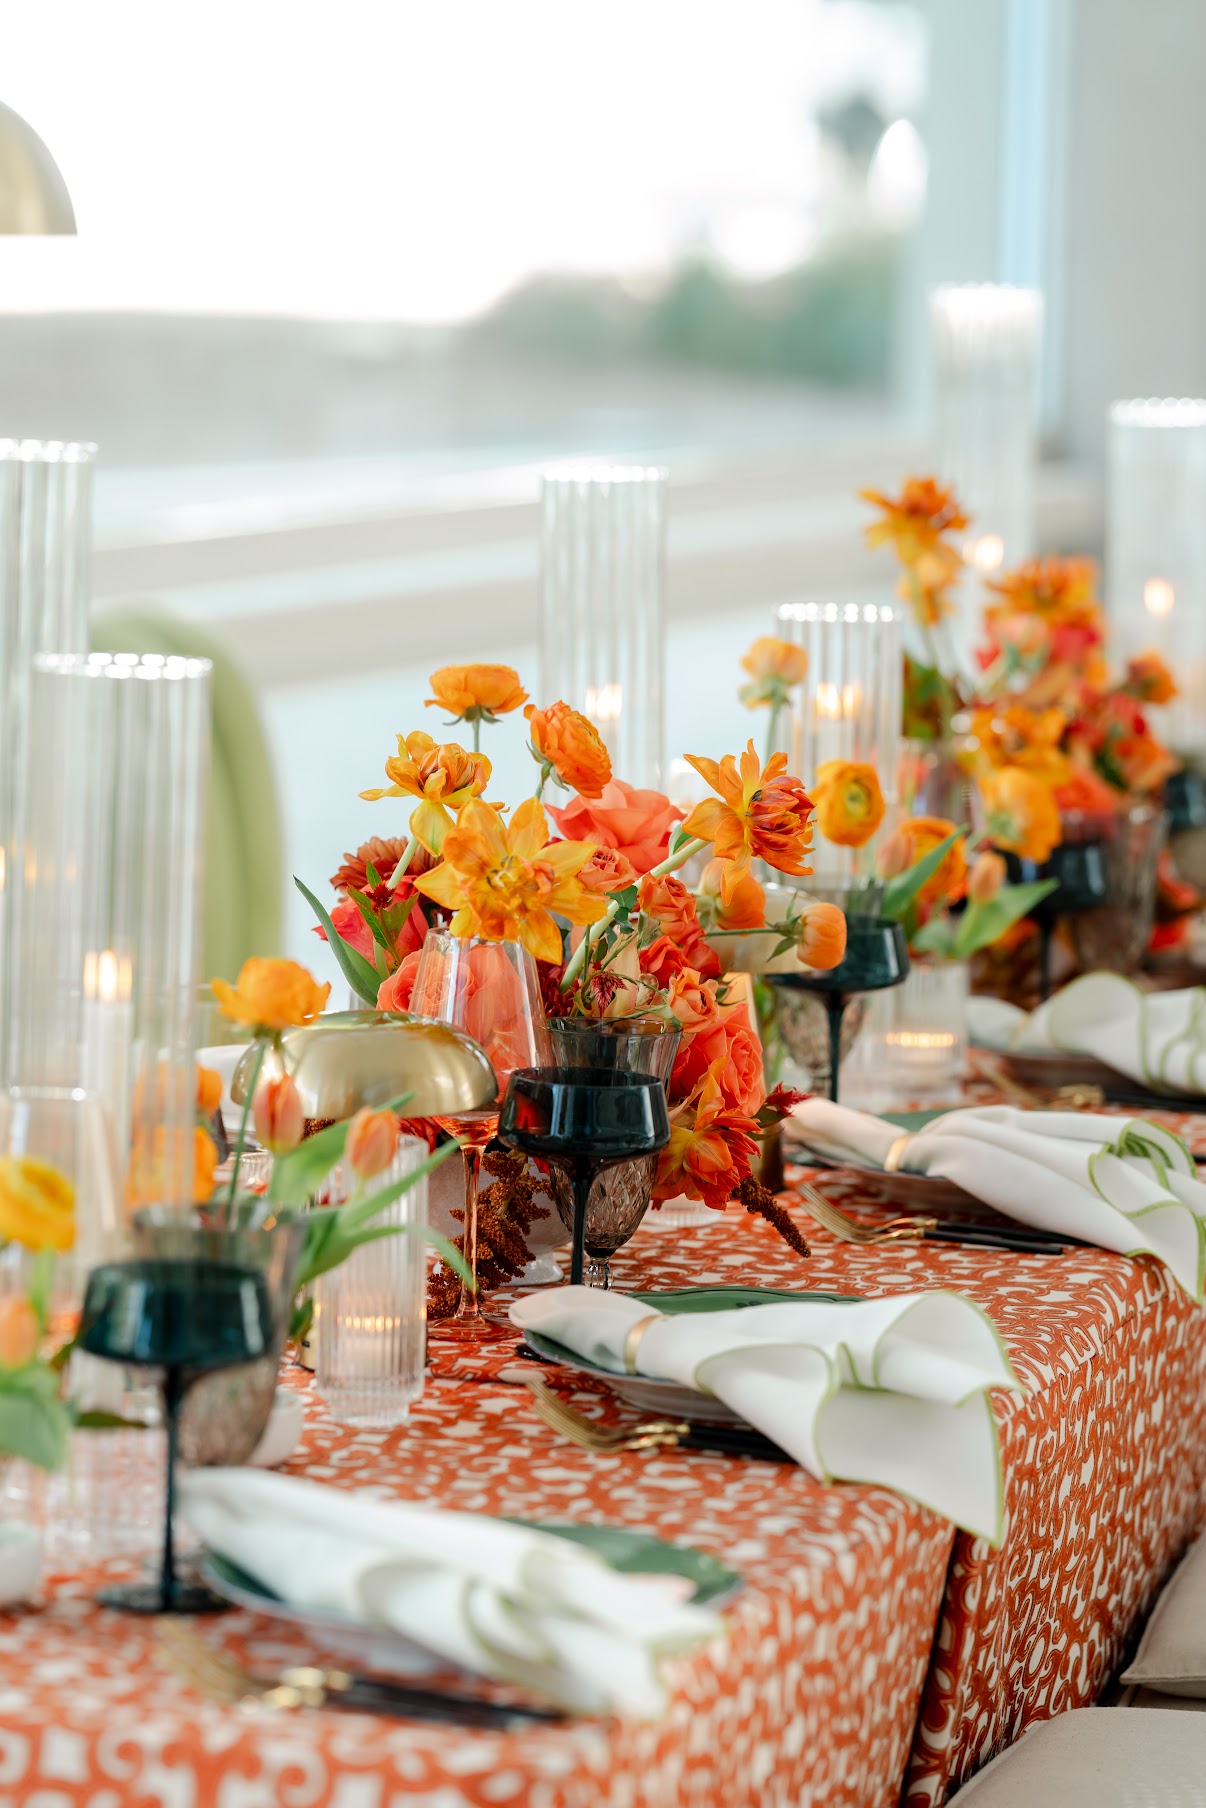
0 1523 42 1606
247 1387 305 1469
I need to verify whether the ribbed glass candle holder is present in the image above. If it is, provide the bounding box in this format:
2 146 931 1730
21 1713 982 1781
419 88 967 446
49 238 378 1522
10 652 211 1202
540 465 666 787
315 1134 430 1427
773 600 902 880
1108 398 1206 755
0 440 95 1083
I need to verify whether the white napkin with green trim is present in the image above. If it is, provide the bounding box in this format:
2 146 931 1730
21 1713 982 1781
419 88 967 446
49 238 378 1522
791 1097 1206 1299
512 1286 1020 1542
180 1468 722 1716
967 973 1206 1095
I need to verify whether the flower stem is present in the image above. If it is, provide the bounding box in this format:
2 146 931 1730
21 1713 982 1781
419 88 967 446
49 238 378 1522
228 1036 268 1210
388 834 421 894
558 835 710 992
472 717 481 754
765 699 783 769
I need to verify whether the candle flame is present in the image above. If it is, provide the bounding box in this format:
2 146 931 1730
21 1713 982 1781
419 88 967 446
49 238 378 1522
84 949 132 1003
583 682 623 725
814 681 862 719
1144 578 1175 617
885 1030 958 1051
968 533 1005 573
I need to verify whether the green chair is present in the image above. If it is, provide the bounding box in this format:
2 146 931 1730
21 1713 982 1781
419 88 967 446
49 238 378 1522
90 605 283 978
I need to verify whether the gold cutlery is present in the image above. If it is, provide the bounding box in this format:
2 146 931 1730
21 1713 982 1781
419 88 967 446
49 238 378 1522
967 1053 1104 1109
520 1373 785 1461
795 1180 1070 1254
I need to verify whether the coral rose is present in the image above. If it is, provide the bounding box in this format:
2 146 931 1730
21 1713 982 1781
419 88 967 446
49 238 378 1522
377 949 422 1013
639 934 690 989
671 998 765 1120
212 958 330 1033
797 901 847 970
980 769 1061 864
894 817 969 907
345 1107 400 1181
638 873 720 979
0 1295 39 1368
526 701 612 799
811 760 887 850
0 1156 74 1253
253 1074 305 1155
968 851 1007 906
577 846 640 896
548 780 684 875
426 664 528 724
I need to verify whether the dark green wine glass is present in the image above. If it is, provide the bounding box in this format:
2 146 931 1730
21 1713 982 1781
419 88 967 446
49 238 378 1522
78 1256 274 1613
498 1068 670 1286
1002 838 1108 1001
768 918 909 1103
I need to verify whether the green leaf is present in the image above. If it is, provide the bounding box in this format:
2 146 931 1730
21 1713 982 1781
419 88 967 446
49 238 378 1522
880 829 964 922
343 885 393 954
294 1144 464 1291
294 876 381 1005
0 1366 71 1470
952 879 1058 960
268 1090 415 1206
911 914 956 958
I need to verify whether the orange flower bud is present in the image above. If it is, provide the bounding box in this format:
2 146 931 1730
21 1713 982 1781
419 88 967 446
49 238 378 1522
0 1296 40 1367
253 1074 305 1155
797 900 847 971
876 826 912 879
968 850 1007 906
345 1107 400 1181
196 1064 223 1116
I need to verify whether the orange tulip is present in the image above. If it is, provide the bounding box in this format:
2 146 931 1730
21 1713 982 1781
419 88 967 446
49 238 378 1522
360 730 492 855
697 857 767 932
415 796 607 964
968 851 1007 906
0 1296 40 1368
196 1065 223 1116
797 900 847 970
682 742 815 877
212 959 331 1033
525 701 612 798
426 664 528 725
0 1156 75 1252
345 1107 400 1180
253 1074 305 1154
894 817 969 908
810 760 887 850
980 768 1062 864
876 826 913 879
738 636 808 709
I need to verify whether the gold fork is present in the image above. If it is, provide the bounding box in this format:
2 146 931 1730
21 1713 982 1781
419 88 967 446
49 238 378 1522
520 1373 691 1452
794 1181 934 1246
967 1052 1103 1109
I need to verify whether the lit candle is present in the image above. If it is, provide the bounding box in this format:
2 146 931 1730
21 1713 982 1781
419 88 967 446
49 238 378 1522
583 681 624 760
967 533 1005 574
82 948 134 1157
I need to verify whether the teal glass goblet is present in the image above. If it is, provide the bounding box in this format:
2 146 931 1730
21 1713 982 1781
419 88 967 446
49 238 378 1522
768 918 909 1103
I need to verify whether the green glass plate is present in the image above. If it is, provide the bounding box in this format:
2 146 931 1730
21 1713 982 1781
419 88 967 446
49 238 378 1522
629 1284 859 1312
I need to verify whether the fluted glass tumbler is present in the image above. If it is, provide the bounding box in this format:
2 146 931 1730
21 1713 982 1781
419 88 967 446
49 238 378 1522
540 465 666 787
315 1135 431 1427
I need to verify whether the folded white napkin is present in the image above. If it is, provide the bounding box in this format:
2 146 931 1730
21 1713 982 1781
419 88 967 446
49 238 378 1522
791 1097 1206 1300
512 1286 1020 1543
180 1468 722 1716
967 973 1206 1095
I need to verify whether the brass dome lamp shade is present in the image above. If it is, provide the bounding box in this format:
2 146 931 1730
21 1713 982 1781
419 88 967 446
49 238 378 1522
0 100 76 234
231 1012 497 1124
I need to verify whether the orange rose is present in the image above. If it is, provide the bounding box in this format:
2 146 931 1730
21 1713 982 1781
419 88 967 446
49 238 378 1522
253 1074 305 1154
639 934 690 989
638 873 720 978
672 999 765 1119
577 846 640 896
797 900 847 970
525 701 612 799
980 769 1062 864
377 949 422 1014
426 664 528 724
196 1065 223 1117
345 1107 400 1180
0 1296 40 1367
895 817 969 907
967 851 1006 906
810 760 887 850
212 959 330 1033
697 858 767 932
547 780 684 875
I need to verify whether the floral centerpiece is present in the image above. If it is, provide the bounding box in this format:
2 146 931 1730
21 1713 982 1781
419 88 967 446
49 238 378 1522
304 662 849 1295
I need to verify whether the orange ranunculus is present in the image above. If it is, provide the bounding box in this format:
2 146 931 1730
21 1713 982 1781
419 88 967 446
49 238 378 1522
738 636 808 709
980 768 1062 864
696 857 767 932
895 816 969 908
377 949 422 1013
861 476 968 623
1125 651 1178 707
967 851 1007 906
0 1156 75 1253
525 701 612 799
414 796 606 965
345 1107 400 1180
654 1062 761 1210
196 1065 223 1117
127 1126 217 1209
253 1074 305 1155
671 997 765 1120
638 872 720 978
797 900 847 970
0 1295 40 1367
682 742 814 877
547 780 684 875
969 703 1071 785
577 846 640 897
360 730 492 856
212 959 331 1033
810 760 887 850
426 664 528 725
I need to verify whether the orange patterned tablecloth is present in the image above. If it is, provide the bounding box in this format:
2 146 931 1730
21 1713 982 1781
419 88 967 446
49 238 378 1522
3 1108 1206 1807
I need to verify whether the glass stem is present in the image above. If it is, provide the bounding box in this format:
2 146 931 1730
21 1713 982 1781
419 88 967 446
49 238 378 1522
160 1366 186 1611
824 993 846 1105
569 1162 596 1286
453 1144 485 1322
228 1037 267 1208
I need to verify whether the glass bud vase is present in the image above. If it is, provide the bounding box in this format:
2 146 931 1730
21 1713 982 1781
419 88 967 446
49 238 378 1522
857 959 969 1102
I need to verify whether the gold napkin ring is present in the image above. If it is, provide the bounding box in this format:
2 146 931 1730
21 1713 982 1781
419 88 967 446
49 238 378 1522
884 1134 913 1174
623 1314 662 1374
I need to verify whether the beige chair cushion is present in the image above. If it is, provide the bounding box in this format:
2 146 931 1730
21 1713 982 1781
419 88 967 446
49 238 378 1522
1123 1533 1206 1697
955 1709 1206 1805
